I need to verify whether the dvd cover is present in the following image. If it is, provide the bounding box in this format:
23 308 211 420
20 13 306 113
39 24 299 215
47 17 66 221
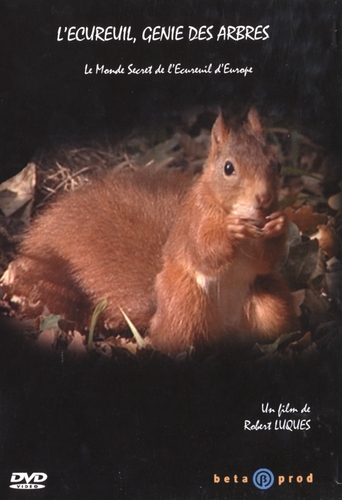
0 1 341 499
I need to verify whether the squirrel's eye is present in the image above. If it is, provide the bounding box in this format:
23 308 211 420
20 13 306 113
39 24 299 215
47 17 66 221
224 161 235 176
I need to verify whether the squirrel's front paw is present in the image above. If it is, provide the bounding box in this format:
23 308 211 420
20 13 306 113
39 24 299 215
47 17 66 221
262 211 287 238
227 217 263 240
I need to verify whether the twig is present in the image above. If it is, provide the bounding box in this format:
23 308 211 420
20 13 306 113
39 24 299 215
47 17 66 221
35 166 95 210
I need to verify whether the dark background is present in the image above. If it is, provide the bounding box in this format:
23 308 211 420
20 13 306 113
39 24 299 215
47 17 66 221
0 335 341 500
1 0 341 181
0 0 342 498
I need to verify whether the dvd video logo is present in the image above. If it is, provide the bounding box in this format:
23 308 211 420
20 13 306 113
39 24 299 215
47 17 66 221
10 472 48 489
253 468 274 490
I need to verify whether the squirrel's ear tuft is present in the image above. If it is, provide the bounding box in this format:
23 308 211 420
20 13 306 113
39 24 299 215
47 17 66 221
247 107 263 134
211 111 230 145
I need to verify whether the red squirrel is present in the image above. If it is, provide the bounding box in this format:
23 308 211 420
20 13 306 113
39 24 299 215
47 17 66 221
9 108 297 354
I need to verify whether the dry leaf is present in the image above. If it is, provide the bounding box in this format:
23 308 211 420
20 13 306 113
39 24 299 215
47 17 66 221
284 238 319 289
325 257 342 300
119 340 139 355
93 341 113 358
287 331 312 353
328 192 341 211
0 163 36 221
39 314 62 332
291 289 306 316
300 175 323 197
37 328 57 351
68 331 87 356
255 331 301 355
310 224 338 259
104 335 123 347
285 206 327 233
1 262 16 287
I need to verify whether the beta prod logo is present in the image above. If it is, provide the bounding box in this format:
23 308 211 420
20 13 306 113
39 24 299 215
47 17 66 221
10 472 48 489
253 468 274 489
214 469 313 490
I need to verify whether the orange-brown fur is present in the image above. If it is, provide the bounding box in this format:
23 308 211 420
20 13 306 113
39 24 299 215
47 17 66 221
10 109 297 354
12 169 193 331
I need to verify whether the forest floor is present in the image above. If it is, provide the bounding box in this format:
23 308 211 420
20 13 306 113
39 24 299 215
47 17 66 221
0 106 341 367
